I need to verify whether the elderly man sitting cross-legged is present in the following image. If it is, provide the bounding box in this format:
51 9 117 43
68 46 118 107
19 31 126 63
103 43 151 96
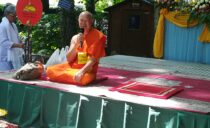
46 11 106 86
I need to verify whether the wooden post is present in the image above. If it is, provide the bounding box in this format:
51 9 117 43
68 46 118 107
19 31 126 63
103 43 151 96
24 26 32 63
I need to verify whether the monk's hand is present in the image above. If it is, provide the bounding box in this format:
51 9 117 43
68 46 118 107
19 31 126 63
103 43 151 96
73 70 84 83
19 43 24 49
12 43 24 48
77 33 83 48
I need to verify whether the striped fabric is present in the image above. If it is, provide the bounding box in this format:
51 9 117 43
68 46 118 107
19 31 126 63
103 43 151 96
58 0 72 10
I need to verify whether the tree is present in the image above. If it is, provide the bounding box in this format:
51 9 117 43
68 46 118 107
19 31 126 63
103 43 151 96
60 0 78 47
84 0 124 13
86 0 96 14
41 0 49 13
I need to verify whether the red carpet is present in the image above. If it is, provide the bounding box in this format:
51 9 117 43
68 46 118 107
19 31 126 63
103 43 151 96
97 67 210 102
109 81 183 99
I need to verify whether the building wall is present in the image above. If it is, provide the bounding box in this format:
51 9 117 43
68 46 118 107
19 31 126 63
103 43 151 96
107 1 154 57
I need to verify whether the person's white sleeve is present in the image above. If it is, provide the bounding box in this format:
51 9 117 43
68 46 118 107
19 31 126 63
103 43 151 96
0 26 14 48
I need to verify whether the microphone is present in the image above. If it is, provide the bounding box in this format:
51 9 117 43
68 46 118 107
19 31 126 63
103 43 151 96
79 28 84 48
79 28 84 33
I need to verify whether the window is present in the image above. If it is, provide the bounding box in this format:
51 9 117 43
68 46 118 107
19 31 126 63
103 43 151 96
128 15 140 30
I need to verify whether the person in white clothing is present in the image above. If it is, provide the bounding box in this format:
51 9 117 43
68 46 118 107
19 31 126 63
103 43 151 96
0 3 24 71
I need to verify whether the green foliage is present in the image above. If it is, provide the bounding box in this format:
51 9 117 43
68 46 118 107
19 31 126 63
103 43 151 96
113 0 124 4
154 0 191 12
0 4 4 20
94 12 108 34
95 0 124 12
95 0 111 12
0 4 3 11
18 13 61 56
80 0 124 12
94 0 123 33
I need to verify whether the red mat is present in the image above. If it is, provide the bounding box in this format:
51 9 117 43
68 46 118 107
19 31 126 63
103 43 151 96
97 67 210 102
109 81 183 99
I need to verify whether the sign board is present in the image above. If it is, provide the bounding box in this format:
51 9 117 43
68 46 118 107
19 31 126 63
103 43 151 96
16 0 43 26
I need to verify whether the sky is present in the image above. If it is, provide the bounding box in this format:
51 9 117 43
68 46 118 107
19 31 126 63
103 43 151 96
0 0 18 5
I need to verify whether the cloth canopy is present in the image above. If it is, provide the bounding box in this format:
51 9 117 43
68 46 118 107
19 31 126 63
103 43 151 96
153 9 210 58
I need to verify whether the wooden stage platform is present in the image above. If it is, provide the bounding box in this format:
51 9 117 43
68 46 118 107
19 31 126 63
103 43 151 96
1 55 210 128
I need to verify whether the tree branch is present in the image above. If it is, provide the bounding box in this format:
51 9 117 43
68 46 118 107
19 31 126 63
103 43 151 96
94 0 99 4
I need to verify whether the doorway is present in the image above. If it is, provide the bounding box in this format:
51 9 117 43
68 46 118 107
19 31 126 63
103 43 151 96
121 9 153 57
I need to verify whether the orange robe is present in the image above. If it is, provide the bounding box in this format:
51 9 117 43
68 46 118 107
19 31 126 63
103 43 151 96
46 29 106 85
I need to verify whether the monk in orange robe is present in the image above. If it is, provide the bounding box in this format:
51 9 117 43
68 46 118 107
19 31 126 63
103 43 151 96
46 11 106 85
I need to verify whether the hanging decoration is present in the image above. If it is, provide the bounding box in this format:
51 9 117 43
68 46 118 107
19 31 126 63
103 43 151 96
16 0 43 63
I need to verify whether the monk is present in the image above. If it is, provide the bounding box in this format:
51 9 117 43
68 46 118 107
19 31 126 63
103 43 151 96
46 11 106 85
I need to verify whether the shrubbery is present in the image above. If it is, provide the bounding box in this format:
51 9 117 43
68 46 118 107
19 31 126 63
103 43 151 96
18 13 61 57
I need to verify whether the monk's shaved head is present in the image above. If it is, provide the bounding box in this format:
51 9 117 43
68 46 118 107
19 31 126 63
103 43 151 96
79 11 93 20
78 11 94 31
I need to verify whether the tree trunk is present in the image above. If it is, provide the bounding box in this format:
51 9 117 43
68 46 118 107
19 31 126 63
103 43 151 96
41 0 49 13
60 0 77 47
86 0 95 14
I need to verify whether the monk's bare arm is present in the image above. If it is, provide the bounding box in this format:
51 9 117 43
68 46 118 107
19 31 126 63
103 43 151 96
80 57 97 73
66 35 80 63
73 57 97 82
